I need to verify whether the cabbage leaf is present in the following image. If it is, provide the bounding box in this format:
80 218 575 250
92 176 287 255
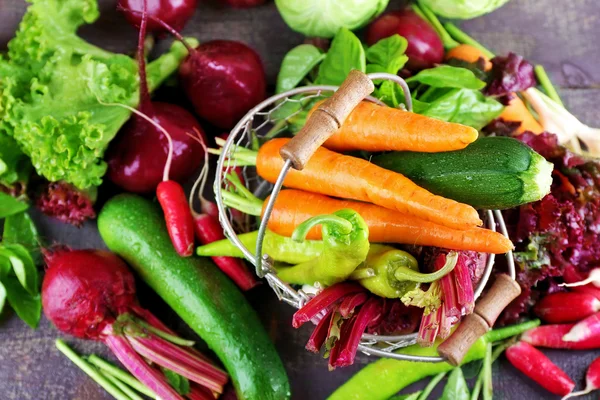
419 0 511 20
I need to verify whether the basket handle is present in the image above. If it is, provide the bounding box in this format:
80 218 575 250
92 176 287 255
437 274 521 366
279 70 374 170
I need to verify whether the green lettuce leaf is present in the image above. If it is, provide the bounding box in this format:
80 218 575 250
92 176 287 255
0 0 192 189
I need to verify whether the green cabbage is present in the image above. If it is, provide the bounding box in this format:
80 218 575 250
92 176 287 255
419 0 511 19
275 0 389 38
0 0 191 189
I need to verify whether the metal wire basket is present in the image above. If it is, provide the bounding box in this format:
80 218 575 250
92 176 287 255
214 72 519 364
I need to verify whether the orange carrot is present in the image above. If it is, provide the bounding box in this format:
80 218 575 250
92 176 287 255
445 44 493 71
308 101 478 153
499 95 544 134
263 190 513 254
257 138 482 230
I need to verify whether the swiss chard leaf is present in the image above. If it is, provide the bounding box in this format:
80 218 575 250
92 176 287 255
3 212 41 265
317 28 366 86
407 65 486 90
3 275 41 329
0 192 28 218
161 367 190 395
276 44 325 94
366 35 409 75
420 89 504 130
441 368 470 400
0 244 38 296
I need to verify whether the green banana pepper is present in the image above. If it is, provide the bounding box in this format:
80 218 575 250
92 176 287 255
275 209 370 286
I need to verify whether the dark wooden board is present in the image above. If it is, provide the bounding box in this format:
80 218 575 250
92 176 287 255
1 0 600 399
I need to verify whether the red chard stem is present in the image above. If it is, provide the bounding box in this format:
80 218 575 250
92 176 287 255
292 283 365 328
306 309 334 353
335 298 383 367
186 384 215 400
453 254 475 314
338 292 369 318
418 307 442 347
328 315 356 370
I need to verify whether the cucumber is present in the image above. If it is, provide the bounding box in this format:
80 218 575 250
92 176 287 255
372 137 553 210
98 194 290 400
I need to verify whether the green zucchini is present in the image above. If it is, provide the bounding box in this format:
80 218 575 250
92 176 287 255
372 137 553 210
98 194 290 400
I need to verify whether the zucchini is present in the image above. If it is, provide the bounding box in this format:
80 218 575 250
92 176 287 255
372 137 553 210
98 194 290 400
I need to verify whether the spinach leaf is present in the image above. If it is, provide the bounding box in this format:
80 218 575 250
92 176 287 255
366 35 409 75
270 94 327 133
3 212 41 265
317 28 366 86
376 80 405 108
0 281 5 313
3 275 41 329
0 244 38 296
421 89 504 130
0 257 11 279
0 192 28 219
407 65 486 90
161 367 191 395
276 44 325 94
440 368 470 400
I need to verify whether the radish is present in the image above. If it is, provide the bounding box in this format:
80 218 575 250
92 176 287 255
522 324 600 350
563 313 600 343
561 268 600 289
118 0 198 33
42 247 228 400
106 2 206 194
562 357 600 399
534 292 600 323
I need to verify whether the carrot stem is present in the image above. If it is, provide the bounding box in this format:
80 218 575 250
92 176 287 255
534 65 564 106
415 1 460 49
88 355 157 398
394 251 458 283
444 23 495 59
221 191 263 215
291 214 353 242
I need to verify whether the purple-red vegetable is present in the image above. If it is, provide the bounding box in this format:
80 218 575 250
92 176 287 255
42 247 228 399
485 52 536 97
118 0 198 32
563 312 600 343
534 292 600 323
366 9 444 71
522 324 600 350
36 181 96 227
563 357 600 399
506 341 575 396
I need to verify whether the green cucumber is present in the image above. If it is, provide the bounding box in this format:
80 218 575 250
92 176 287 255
372 136 553 210
98 194 290 400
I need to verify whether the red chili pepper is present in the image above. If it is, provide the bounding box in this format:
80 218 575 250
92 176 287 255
193 213 258 291
563 356 600 399
292 283 365 328
522 324 600 350
157 180 195 257
563 312 600 343
534 292 600 323
506 341 575 396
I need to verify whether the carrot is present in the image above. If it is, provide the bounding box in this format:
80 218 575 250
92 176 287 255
445 44 493 71
499 95 544 134
308 101 478 153
256 138 483 230
263 190 512 254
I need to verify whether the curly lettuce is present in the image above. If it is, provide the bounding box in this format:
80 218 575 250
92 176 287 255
0 0 191 189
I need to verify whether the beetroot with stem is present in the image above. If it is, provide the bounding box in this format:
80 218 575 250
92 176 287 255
42 247 228 399
366 8 444 71
118 0 198 33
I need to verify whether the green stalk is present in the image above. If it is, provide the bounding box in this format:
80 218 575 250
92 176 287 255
394 251 458 283
226 172 256 200
264 119 288 139
444 23 495 59
415 1 460 49
222 191 263 216
100 371 146 400
417 372 447 400
534 65 564 106
133 319 194 347
55 340 132 400
291 214 353 242
87 355 157 398
482 342 493 400
470 376 482 400
484 319 540 343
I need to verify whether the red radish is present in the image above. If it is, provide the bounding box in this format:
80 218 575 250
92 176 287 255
187 134 259 290
366 9 444 71
221 0 266 7
561 268 600 289
563 313 600 343
562 357 600 399
506 341 575 396
157 180 195 257
118 0 198 33
522 324 600 350
42 247 228 399
106 3 206 194
534 292 600 323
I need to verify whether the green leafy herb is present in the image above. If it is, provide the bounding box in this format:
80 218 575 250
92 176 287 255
0 192 28 218
441 368 470 400
3 212 41 265
0 244 37 296
420 89 503 130
161 367 190 395
0 0 192 189
376 80 405 108
407 65 486 90
317 28 366 86
366 35 409 75
3 275 41 329
276 44 325 93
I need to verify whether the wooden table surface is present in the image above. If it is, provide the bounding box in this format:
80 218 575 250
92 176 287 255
1 0 600 399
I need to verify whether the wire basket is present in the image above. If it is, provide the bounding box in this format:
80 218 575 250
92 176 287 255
214 72 519 363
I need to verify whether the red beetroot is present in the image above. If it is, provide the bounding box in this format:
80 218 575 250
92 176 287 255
366 9 444 71
522 324 600 350
42 248 228 399
36 182 96 227
118 0 197 33
534 292 600 323
563 357 600 399
506 341 575 396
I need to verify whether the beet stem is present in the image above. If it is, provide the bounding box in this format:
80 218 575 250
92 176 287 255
292 283 365 328
88 354 157 398
105 334 183 400
306 308 334 353
134 318 195 346
137 0 151 113
55 339 132 400
335 298 382 367
100 370 145 400
187 384 215 400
